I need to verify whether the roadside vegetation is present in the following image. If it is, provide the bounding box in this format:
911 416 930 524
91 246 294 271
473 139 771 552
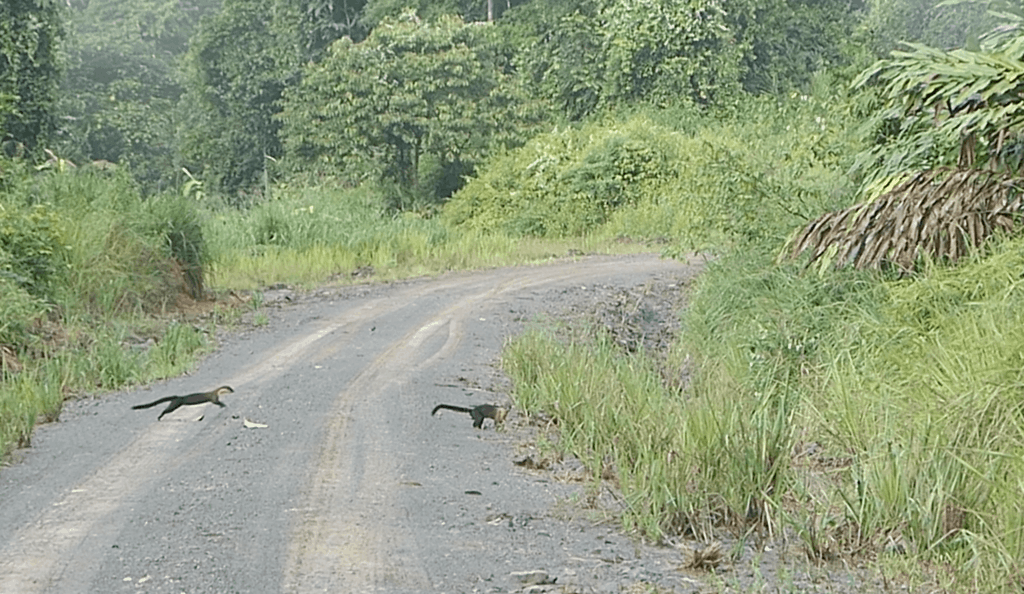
2 0 1022 590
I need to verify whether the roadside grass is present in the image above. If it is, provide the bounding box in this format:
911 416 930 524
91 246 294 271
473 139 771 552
504 237 1024 592
0 167 215 459
0 372 62 451
504 323 803 543
814 242 1024 589
0 170 649 460
0 320 211 454
204 184 651 290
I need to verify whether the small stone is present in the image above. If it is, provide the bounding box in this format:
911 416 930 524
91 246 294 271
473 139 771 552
511 570 555 585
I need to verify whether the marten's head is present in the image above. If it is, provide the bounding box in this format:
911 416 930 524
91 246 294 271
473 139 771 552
212 386 235 400
494 406 509 426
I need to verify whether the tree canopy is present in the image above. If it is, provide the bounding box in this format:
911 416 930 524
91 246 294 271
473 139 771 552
0 0 975 199
58 0 220 191
178 0 292 198
279 11 539 206
0 0 64 157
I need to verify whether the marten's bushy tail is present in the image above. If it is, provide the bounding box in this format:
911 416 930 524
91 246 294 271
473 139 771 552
431 404 472 416
132 396 175 410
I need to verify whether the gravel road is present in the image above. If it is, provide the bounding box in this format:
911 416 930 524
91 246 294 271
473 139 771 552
0 253 724 594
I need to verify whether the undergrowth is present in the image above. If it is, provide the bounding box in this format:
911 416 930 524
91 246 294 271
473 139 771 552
447 76 857 252
0 165 214 458
204 183 648 289
505 236 1024 592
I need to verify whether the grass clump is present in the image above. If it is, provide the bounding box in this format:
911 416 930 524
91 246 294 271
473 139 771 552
0 164 214 458
447 83 858 252
504 318 804 542
680 239 1024 590
813 240 1024 587
505 330 692 538
504 232 1024 591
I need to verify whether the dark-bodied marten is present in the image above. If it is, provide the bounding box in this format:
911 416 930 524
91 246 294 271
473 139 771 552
431 403 508 429
132 386 234 420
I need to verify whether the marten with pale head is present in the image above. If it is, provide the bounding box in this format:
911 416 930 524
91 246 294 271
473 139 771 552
431 403 508 429
132 386 234 420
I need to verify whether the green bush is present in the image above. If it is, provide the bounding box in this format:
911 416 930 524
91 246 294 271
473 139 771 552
0 275 46 347
0 166 209 317
0 202 69 298
208 184 386 254
447 91 859 248
0 165 216 458
444 114 683 237
279 12 537 205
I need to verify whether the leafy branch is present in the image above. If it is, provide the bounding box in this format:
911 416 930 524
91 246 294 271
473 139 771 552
852 3 1024 182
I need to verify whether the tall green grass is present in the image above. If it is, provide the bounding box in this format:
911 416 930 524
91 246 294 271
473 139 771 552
505 236 1024 591
0 166 215 457
0 321 210 452
504 322 800 542
204 184 647 289
812 242 1024 587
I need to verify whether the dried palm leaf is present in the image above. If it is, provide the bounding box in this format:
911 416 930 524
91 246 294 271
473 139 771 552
783 168 1024 273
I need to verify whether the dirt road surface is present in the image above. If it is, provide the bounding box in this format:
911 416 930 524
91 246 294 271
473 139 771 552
0 254 716 594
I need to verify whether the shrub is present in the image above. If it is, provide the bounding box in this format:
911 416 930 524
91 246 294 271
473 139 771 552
447 92 859 249
0 274 46 347
444 114 683 237
140 195 208 299
0 202 69 298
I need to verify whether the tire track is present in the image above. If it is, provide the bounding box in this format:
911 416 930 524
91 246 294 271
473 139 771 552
281 255 690 592
0 254 693 593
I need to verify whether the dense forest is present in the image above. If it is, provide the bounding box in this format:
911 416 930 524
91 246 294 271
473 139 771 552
3 0 990 198
5 0 1024 591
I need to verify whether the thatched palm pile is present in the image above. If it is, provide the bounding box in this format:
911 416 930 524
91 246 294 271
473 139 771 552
784 168 1024 272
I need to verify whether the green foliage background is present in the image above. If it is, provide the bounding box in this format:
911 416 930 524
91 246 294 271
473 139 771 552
178 0 294 198
279 12 540 208
57 0 220 192
5 0 1024 590
446 80 856 247
0 0 63 157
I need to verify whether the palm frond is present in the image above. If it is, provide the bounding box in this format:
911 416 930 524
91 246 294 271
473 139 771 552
783 168 1024 272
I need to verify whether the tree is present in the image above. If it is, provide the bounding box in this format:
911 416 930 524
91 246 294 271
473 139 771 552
281 0 370 60
512 0 862 119
853 0 1024 181
858 0 994 57
0 0 64 157
179 0 369 197
59 0 219 192
517 0 744 117
503 0 604 120
279 11 538 207
600 0 743 107
178 0 294 198
360 0 525 29
731 0 861 94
